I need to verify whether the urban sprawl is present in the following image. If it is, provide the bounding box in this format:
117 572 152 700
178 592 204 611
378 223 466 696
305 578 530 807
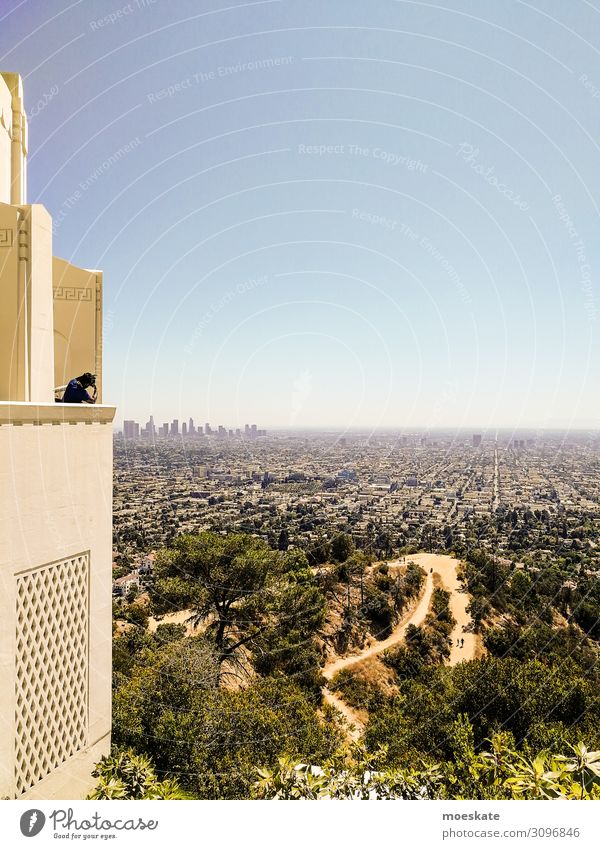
112 426 600 589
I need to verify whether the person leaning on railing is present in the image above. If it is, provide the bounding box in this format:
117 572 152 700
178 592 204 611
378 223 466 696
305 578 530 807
60 373 97 404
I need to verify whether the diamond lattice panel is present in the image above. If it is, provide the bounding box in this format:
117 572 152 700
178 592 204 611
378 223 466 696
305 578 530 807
14 553 90 796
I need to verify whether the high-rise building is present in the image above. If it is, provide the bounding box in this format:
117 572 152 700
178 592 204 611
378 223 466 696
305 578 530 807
0 73 115 799
182 422 187 436
170 419 179 436
123 420 140 439
472 434 482 447
188 417 195 435
205 422 211 434
161 422 169 437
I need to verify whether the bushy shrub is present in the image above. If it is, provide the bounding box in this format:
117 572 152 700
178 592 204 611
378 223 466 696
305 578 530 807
88 750 186 800
254 733 600 801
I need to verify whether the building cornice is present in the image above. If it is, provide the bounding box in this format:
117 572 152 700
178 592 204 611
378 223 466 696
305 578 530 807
0 402 116 425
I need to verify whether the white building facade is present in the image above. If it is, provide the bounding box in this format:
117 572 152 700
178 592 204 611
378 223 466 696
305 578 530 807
0 72 115 799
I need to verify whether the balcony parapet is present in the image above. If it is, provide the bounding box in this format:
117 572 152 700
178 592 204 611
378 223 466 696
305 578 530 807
0 402 116 426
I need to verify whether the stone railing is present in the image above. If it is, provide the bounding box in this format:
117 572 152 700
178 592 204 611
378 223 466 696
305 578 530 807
0 402 116 426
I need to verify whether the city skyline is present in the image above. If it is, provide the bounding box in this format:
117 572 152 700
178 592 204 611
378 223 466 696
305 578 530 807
117 414 598 435
121 414 266 438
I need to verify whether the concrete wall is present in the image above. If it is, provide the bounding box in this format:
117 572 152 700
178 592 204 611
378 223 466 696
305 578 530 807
25 205 55 402
0 71 113 801
0 72 27 206
0 202 23 400
53 257 103 402
0 203 55 404
0 404 115 799
0 75 12 205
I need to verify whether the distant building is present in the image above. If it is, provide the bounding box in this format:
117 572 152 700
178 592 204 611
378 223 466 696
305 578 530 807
113 572 139 593
123 420 139 439
472 434 482 447
130 416 261 439
144 415 155 438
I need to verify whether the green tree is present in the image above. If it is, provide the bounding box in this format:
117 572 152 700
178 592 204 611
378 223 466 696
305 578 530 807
305 534 332 566
113 642 342 799
152 532 277 666
249 550 327 698
331 533 355 563
278 528 290 551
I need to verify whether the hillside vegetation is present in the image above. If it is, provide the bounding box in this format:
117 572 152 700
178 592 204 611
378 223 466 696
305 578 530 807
104 531 600 800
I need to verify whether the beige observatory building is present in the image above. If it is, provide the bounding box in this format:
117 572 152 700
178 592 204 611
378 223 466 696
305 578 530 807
0 72 115 798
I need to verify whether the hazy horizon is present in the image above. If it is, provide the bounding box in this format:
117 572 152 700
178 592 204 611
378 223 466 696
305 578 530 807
3 0 599 429
114 419 600 436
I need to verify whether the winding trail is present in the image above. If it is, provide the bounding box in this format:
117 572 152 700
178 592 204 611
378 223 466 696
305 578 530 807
322 553 477 738
323 564 434 682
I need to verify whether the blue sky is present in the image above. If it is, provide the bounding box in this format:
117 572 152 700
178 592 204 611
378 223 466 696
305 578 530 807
2 0 599 429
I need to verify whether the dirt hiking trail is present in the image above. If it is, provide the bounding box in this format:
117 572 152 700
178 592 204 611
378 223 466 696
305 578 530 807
322 553 477 738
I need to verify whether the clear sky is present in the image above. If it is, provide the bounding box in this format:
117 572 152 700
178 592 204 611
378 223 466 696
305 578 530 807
2 0 599 430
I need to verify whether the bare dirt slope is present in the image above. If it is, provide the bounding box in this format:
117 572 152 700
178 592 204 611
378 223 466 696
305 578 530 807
322 553 478 737
147 608 200 635
322 567 434 681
